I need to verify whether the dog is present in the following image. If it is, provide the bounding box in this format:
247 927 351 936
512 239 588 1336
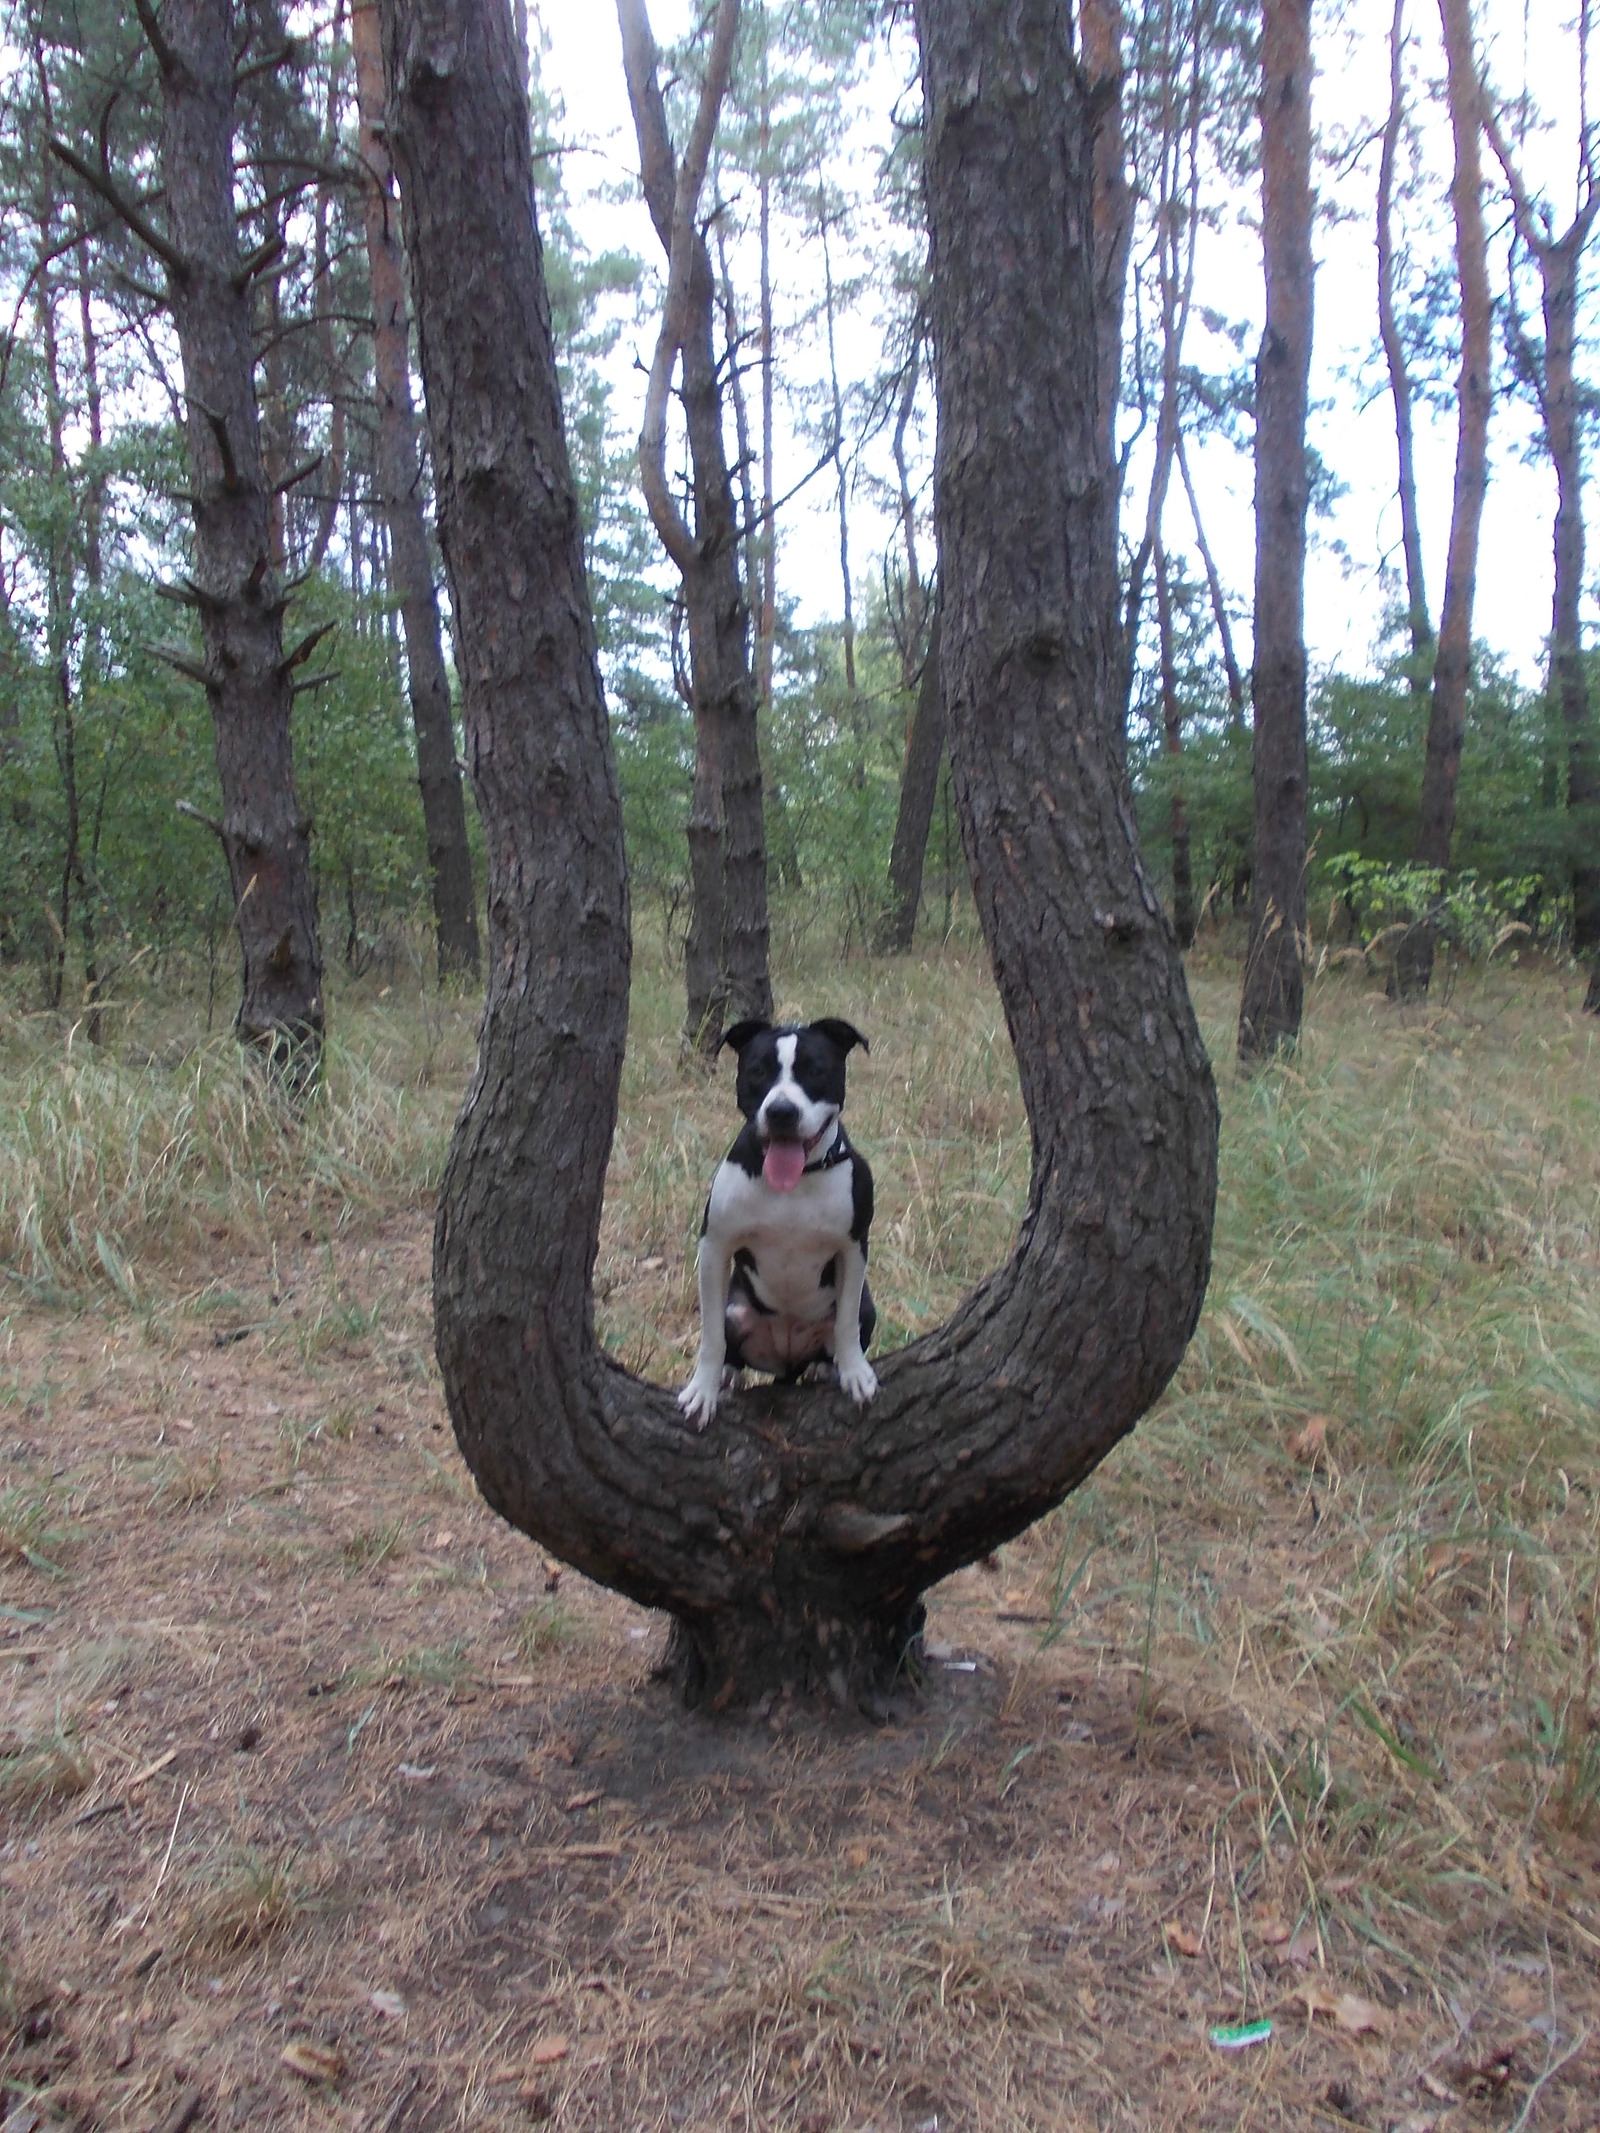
678 1017 879 1429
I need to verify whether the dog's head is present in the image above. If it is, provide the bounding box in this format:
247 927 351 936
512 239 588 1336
719 1018 869 1154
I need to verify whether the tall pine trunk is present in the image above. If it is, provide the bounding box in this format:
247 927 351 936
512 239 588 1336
1481 108 1600 1006
1398 0 1489 997
1238 0 1313 1062
1155 544 1195 948
350 0 479 981
1377 0 1431 693
151 0 324 1073
877 611 944 953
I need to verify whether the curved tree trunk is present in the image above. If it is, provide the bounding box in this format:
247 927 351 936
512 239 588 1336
157 0 324 1077
1238 0 1313 1063
384 0 1216 1714
1397 0 1489 998
876 611 944 954
351 0 479 983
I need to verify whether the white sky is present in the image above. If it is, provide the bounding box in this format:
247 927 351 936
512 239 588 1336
538 0 1589 693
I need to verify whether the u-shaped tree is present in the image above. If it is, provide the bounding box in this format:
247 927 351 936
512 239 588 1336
380 0 1219 1712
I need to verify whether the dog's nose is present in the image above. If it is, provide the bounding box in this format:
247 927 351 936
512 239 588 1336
764 1099 800 1135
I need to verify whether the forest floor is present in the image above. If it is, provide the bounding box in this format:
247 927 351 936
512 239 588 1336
2 939 1600 2132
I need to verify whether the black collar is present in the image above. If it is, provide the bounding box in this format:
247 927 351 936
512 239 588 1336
807 1123 850 1173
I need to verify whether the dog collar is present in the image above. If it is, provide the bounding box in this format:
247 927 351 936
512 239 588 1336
804 1122 848 1172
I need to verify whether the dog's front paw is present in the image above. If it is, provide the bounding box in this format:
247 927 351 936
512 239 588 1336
836 1353 879 1406
678 1366 722 1430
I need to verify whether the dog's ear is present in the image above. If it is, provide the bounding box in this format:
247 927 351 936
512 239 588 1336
807 1018 869 1057
718 1018 773 1057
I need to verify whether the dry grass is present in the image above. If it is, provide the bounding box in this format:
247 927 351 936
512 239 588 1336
1 937 1598 2129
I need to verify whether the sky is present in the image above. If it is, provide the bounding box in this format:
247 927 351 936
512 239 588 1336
536 0 1588 695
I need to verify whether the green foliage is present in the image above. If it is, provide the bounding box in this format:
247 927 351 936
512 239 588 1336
1321 855 1543 958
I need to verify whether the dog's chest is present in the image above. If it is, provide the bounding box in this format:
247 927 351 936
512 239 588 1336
708 1160 856 1313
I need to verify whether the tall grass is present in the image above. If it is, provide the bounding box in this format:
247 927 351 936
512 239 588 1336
0 987 472 1300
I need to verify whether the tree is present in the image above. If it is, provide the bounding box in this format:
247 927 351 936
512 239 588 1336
1376 0 1431 697
384 0 1216 1711
1237 0 1313 1062
617 0 772 1051
349 0 478 982
1481 81 1600 1010
877 608 943 952
51 0 325 1074
1396 0 1490 996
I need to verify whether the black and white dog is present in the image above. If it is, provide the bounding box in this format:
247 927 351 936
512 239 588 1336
678 1018 879 1429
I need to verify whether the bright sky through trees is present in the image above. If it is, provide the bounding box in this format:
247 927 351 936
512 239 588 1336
538 0 1582 688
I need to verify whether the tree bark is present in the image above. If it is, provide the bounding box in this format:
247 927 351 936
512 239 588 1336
351 0 479 981
385 0 1216 1714
149 0 324 1074
1377 0 1431 692
617 0 771 1050
1238 0 1313 1063
1080 0 1131 498
1398 0 1489 996
1155 544 1195 948
877 610 944 953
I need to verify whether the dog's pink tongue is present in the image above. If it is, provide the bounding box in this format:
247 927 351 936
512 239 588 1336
763 1139 807 1192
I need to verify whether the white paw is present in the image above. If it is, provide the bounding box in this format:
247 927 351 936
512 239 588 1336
836 1353 879 1406
678 1366 722 1430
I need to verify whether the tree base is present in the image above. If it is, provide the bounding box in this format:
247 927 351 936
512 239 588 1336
663 1597 927 1718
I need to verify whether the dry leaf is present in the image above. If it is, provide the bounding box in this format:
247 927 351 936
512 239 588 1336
1255 1915 1291 1947
282 2040 344 2083
1163 1922 1202 1957
1281 1922 1319 1968
844 1844 871 1871
1297 1987 1384 2035
527 2035 569 2067
1287 1415 1331 1469
563 1789 603 1812
1334 1993 1384 2034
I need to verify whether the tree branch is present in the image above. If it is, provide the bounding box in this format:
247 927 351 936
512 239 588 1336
271 451 323 496
48 138 186 279
235 39 300 88
233 231 286 290
152 642 214 688
132 0 179 77
278 619 336 673
176 797 226 840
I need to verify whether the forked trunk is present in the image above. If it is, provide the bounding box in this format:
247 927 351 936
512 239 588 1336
159 0 323 1076
351 0 479 982
1238 0 1313 1062
617 0 771 1050
1398 0 1489 997
385 0 1215 1713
